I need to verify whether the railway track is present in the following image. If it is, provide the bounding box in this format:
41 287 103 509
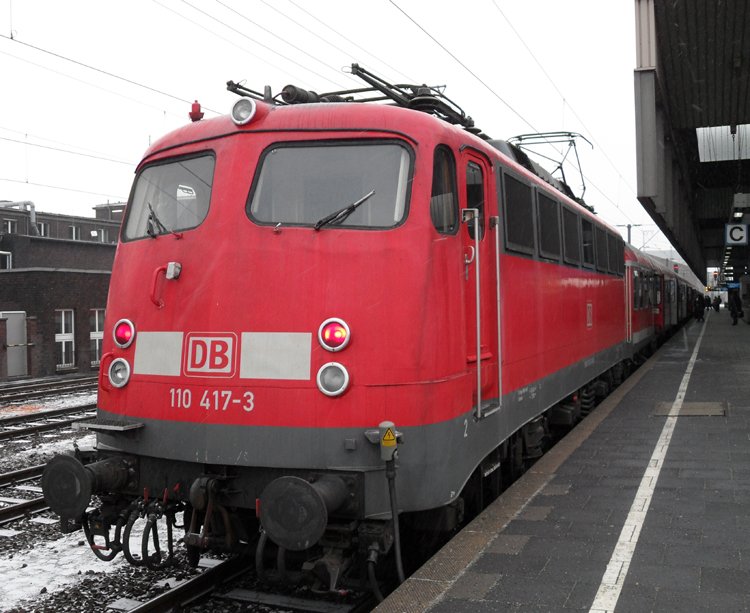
0 376 97 404
0 495 47 526
127 556 251 612
126 555 371 613
0 465 47 526
0 403 97 442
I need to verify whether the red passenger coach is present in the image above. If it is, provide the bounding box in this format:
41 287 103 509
41 65 701 595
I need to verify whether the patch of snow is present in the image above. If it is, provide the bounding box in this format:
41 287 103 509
0 531 128 609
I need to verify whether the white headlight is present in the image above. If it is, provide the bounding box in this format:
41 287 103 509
316 362 349 397
108 358 131 388
231 98 257 126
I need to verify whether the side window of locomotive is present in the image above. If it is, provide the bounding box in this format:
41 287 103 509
595 226 608 272
537 193 560 260
465 162 485 240
562 207 580 264
248 142 412 228
616 237 625 275
581 218 595 267
123 154 214 241
430 146 458 234
607 233 619 274
504 174 534 254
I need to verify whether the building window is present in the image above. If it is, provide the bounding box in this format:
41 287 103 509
97 228 110 243
89 309 105 366
55 309 75 369
2 219 17 234
37 221 49 237
0 251 11 269
69 225 81 240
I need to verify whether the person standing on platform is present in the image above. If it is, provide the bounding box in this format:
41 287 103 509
713 295 722 312
728 291 743 325
694 294 705 321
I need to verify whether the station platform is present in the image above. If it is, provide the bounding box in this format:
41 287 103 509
378 307 750 612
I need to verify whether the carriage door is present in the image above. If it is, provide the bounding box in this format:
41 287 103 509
1 311 28 377
461 153 497 418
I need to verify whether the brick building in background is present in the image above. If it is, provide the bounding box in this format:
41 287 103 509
0 201 123 380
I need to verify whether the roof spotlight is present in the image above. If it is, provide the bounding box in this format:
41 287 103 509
231 97 257 126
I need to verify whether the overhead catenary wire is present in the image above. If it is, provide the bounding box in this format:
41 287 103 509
1 1 658 238
0 124 132 163
178 0 351 91
0 136 133 165
150 0 314 91
0 176 126 201
0 47 186 120
214 0 362 90
284 0 418 85
387 0 538 134
386 1 639 227
0 33 220 114
490 0 639 201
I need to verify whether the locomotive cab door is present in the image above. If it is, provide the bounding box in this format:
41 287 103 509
460 151 499 418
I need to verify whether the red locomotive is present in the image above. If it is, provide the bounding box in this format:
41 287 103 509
42 65 702 596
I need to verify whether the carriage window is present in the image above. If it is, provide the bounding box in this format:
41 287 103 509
581 218 595 267
465 162 485 240
248 141 412 228
537 193 560 259
562 208 580 264
504 175 534 253
430 147 458 234
123 154 214 241
633 270 642 309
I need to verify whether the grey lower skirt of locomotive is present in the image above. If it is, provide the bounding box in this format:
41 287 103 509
41 423 406 594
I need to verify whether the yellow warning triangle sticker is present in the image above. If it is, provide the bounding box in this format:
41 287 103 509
382 428 396 444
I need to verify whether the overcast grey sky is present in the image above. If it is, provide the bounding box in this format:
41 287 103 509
0 0 673 250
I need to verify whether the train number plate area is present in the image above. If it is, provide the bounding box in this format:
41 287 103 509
168 387 255 412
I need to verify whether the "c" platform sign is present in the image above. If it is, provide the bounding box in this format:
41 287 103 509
725 224 748 245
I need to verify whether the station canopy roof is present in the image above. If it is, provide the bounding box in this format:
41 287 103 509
634 0 750 284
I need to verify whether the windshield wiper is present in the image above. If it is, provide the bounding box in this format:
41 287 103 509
313 190 375 231
146 203 182 239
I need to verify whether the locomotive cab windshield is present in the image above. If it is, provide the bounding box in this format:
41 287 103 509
123 153 215 241
247 141 412 229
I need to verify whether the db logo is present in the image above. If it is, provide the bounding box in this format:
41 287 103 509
183 333 237 377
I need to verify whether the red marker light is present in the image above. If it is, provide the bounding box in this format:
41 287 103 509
318 318 350 352
189 100 204 122
113 319 135 348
